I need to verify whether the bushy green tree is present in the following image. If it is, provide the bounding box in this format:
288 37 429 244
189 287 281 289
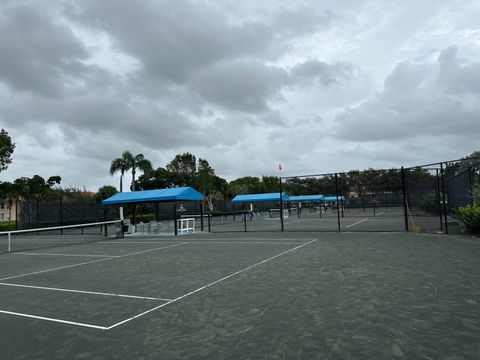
0 129 15 172
95 185 118 203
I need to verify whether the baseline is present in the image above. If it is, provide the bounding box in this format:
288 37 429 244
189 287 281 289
0 309 108 330
12 252 115 258
0 242 188 282
102 241 305 245
0 282 171 301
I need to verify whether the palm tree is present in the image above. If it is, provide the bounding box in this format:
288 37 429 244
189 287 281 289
109 153 128 192
128 153 153 191
110 151 153 192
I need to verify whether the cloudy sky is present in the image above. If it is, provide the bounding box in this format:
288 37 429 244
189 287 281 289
1 0 479 191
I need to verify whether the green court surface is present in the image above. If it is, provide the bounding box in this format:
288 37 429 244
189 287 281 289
0 231 479 359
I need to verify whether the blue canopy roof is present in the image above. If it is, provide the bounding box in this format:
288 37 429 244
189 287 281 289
102 187 204 205
324 195 345 201
288 195 325 202
232 192 289 203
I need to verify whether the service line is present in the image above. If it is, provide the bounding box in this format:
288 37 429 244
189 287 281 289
106 239 318 330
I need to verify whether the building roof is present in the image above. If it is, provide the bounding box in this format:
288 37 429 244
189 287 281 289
287 195 325 202
102 187 204 205
324 195 345 201
232 192 289 203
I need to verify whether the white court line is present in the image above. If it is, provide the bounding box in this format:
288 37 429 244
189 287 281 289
376 211 385 216
0 242 188 282
106 239 318 330
102 241 303 245
345 218 369 229
102 238 310 244
0 282 171 301
12 252 115 258
182 241 305 245
100 241 180 244
0 310 108 330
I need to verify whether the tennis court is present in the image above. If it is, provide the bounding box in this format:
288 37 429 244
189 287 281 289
1 229 479 359
204 207 444 233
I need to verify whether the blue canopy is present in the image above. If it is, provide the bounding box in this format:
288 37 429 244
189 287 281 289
232 192 290 203
288 195 325 202
324 195 345 201
102 187 204 205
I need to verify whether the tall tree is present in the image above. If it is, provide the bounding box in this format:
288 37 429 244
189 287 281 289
0 129 15 172
197 158 216 211
110 151 152 192
166 153 197 187
128 153 152 191
261 176 279 193
228 177 262 197
109 152 128 192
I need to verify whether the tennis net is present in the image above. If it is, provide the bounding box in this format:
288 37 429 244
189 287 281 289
0 220 123 254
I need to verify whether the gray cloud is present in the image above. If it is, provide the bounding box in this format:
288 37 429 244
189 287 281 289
0 4 108 98
1 1 479 190
334 48 480 142
438 46 480 94
192 60 289 113
290 59 355 87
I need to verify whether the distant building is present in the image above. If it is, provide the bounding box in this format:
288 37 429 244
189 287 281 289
0 199 17 222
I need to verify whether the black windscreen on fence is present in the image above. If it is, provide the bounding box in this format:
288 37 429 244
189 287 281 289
16 199 119 230
205 158 478 234
13 156 480 235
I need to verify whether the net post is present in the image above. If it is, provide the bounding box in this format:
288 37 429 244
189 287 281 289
279 177 284 232
440 163 449 234
8 232 11 253
243 212 247 232
401 167 409 232
335 174 341 232
373 194 376 217
200 202 204 231
173 201 178 236
208 214 211 232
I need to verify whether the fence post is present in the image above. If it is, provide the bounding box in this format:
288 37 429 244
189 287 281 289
173 201 178 236
335 174 341 232
59 196 64 235
103 208 108 236
440 163 449 234
243 212 247 232
468 167 474 205
36 200 39 227
15 200 18 230
435 169 443 231
401 167 409 232
279 177 284 232
200 202 204 231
